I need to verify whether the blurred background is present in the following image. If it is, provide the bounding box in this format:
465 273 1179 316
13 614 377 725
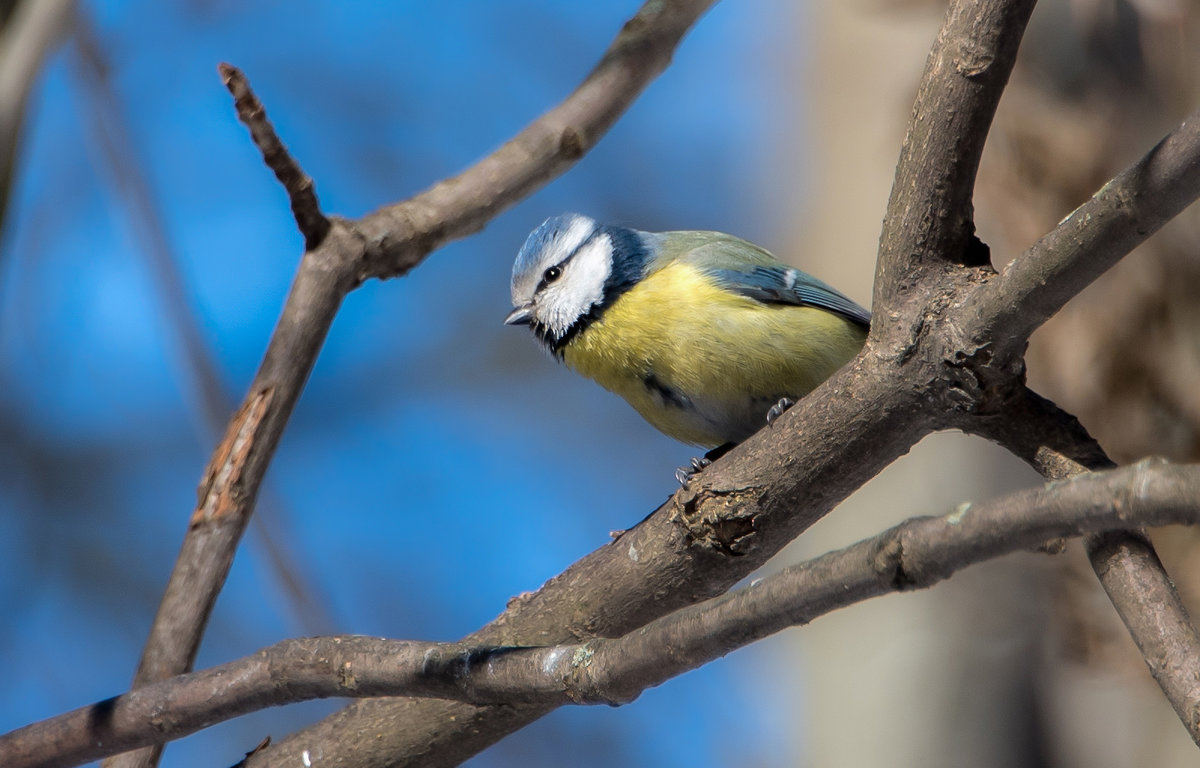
1 1 1198 767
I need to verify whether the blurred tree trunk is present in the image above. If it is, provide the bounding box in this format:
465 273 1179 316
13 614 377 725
775 1 1200 766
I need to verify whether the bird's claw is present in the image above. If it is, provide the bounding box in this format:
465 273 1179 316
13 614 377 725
766 397 795 427
674 456 712 487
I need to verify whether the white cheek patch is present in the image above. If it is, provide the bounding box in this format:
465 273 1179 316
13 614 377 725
540 233 613 336
569 233 614 305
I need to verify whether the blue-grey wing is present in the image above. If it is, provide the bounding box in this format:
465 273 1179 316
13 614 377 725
707 264 871 328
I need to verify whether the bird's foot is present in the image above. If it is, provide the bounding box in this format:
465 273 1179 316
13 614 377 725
674 443 736 487
766 397 795 427
674 456 711 487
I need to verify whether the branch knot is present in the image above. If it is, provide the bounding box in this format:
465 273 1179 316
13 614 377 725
675 486 761 556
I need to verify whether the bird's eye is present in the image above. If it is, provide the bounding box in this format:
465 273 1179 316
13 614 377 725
542 266 562 284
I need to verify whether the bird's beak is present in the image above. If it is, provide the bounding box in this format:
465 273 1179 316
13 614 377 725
504 304 534 326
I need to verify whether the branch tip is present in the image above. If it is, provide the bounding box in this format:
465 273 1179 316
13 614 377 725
219 63 330 250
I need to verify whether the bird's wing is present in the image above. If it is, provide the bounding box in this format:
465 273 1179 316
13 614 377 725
675 235 871 328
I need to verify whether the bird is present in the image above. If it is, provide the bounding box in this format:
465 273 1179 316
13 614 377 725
505 213 870 464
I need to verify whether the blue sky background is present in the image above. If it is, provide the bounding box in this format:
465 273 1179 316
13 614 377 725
0 1 814 765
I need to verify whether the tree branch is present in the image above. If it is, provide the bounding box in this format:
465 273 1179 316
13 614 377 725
873 0 1036 313
967 388 1200 747
967 105 1200 352
0 0 74 232
69 21 339 768
8 460 1200 768
903 38 1200 744
1086 529 1200 743
351 0 721 282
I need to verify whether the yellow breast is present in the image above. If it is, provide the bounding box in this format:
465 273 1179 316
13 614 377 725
561 261 867 447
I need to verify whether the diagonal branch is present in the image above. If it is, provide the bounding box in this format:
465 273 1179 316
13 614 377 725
901 24 1200 743
8 460 1200 768
69 21 340 768
967 106 1200 350
251 1 1200 764
1086 528 1200 744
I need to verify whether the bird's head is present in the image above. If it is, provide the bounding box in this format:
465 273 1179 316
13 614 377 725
506 213 645 355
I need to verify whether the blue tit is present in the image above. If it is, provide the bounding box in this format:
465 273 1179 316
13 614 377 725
505 213 870 449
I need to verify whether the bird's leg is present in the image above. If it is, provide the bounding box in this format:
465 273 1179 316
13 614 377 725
674 442 736 487
766 397 795 427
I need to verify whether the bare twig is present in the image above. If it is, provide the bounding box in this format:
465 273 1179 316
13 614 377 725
69 8 334 631
8 460 1199 768
219 63 329 251
1087 530 1200 742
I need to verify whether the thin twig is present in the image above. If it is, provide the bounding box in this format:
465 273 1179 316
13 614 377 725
7 460 1199 768
219 63 330 251
69 8 335 634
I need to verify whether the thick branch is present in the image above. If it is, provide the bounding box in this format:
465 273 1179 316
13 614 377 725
873 0 1036 313
897 41 1200 743
9 460 1200 768
969 387 1115 477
